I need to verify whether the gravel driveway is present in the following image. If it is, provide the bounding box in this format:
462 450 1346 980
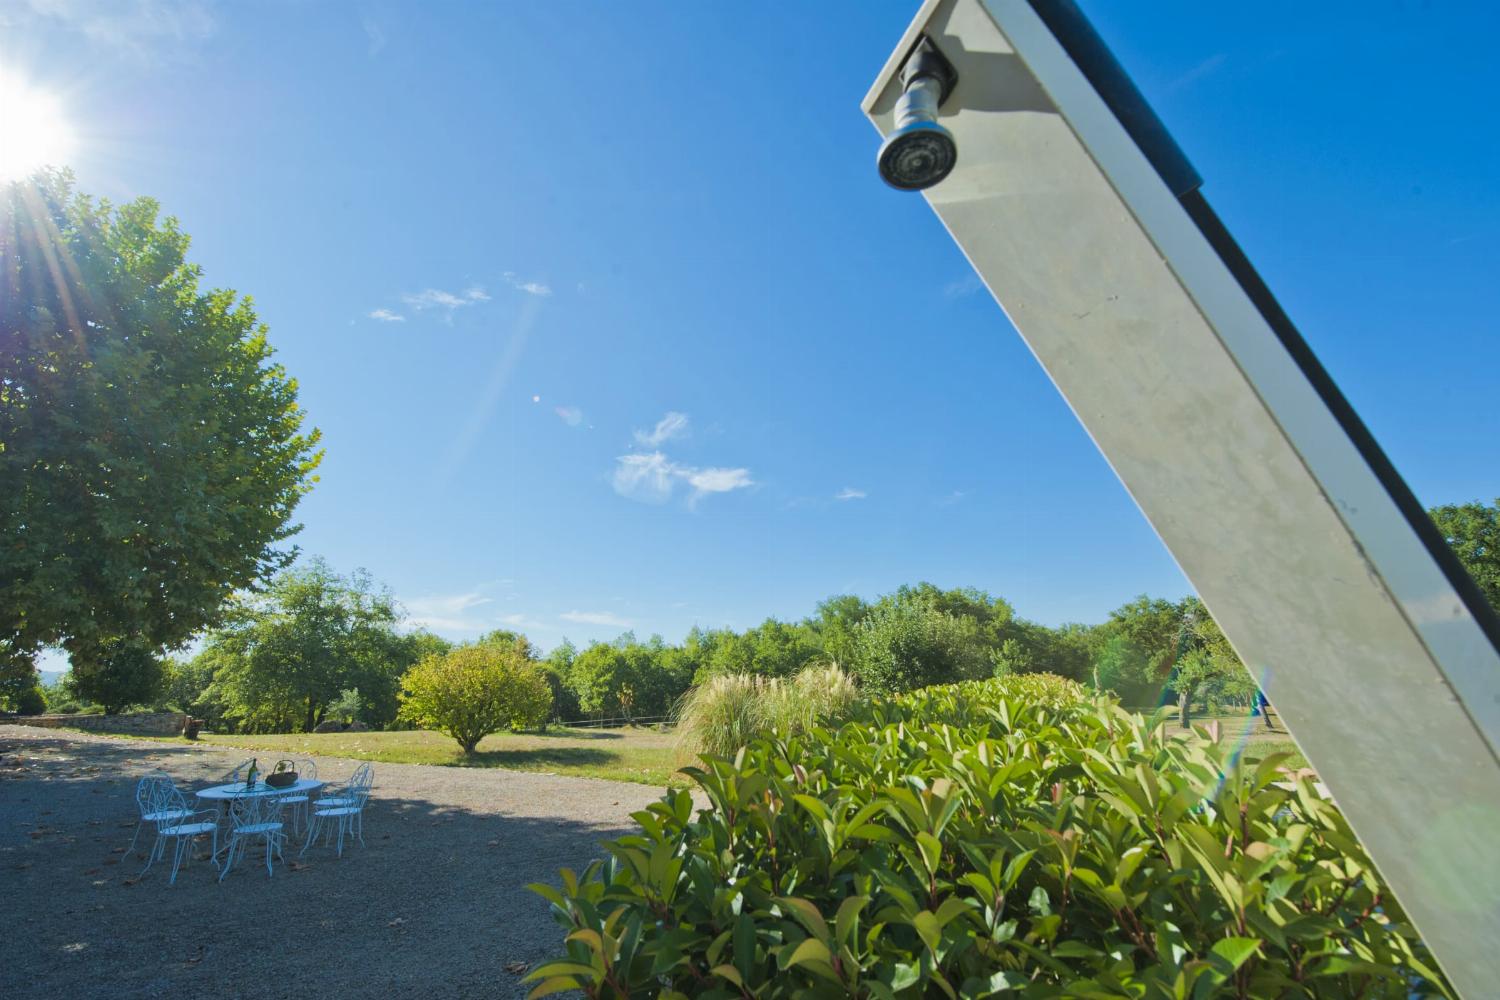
0 725 672 999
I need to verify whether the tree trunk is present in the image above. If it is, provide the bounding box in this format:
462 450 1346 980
1178 689 1192 729
304 696 317 733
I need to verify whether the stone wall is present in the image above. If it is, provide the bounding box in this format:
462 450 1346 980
7 712 188 736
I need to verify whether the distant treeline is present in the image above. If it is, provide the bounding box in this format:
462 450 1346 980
30 564 1249 734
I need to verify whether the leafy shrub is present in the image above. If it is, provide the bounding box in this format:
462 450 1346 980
530 680 1448 998
14 683 46 715
874 672 1087 727
66 639 165 714
674 664 860 759
853 596 990 695
398 639 551 753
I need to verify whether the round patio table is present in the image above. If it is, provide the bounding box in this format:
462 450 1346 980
196 779 324 862
195 778 323 802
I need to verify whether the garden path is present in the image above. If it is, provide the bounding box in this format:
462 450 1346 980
1 725 670 999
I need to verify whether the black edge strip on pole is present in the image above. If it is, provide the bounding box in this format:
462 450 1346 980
1026 0 1202 198
1028 0 1500 662
1177 189 1500 662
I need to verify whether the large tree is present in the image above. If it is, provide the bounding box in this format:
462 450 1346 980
0 171 322 678
201 560 409 732
1430 498 1500 612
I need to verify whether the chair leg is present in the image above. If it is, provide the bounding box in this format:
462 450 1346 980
169 836 188 885
128 819 144 854
300 814 318 857
140 827 162 877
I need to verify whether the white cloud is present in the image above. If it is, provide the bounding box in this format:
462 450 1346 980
612 452 679 504
503 272 552 297
943 274 984 299
560 610 634 628
361 15 386 56
400 591 494 633
1168 53 1227 93
684 466 753 495
401 286 490 313
497 613 550 631
835 487 867 501
937 490 967 506
367 308 405 322
611 450 753 506
400 591 557 636
9 0 216 60
554 405 584 427
634 411 689 447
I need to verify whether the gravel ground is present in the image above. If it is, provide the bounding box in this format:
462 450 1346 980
0 725 674 999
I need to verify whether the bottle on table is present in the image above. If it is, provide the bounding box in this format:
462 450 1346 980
246 758 258 788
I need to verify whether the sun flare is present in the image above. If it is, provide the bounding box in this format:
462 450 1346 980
0 69 77 183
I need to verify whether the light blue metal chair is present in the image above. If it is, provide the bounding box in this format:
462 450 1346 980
302 763 373 858
219 791 287 881
145 785 219 885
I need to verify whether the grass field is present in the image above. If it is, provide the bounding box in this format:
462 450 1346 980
1166 713 1310 772
77 707 1309 787
193 726 690 786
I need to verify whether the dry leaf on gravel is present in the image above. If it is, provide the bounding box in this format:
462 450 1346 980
505 962 529 975
387 917 405 928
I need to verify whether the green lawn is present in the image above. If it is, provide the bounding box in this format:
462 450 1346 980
1168 713 1310 772
71 710 1310 787
198 726 690 786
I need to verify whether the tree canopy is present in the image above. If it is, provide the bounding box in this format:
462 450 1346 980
197 560 412 732
1429 497 1500 612
0 171 322 678
399 639 552 753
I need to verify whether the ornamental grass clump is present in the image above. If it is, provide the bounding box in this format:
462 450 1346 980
529 676 1449 998
674 664 861 760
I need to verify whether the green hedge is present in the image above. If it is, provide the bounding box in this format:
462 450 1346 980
528 677 1448 998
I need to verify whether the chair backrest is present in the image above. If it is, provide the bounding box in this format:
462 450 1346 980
155 783 191 820
349 763 374 808
297 758 318 780
135 771 172 817
229 791 285 832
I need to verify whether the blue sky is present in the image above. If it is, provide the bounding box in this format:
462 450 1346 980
7 1 1498 654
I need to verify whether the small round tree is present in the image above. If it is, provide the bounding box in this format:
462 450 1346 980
398 640 551 754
